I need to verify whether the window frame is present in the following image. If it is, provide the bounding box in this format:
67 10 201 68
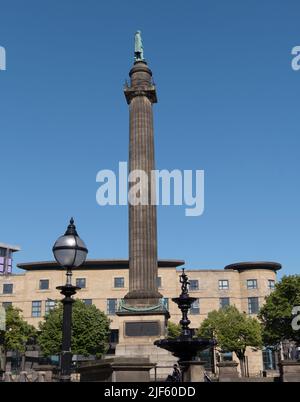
107 298 118 315
268 279 275 290
189 279 199 291
76 278 86 289
39 279 49 290
114 277 125 289
219 280 229 290
82 299 93 305
248 297 259 314
2 301 12 310
219 297 230 309
247 279 258 290
45 299 56 315
3 283 13 294
32 300 42 317
190 298 200 315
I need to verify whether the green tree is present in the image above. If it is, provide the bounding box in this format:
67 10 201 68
167 321 181 339
0 306 37 371
38 300 110 357
197 306 262 376
259 275 300 346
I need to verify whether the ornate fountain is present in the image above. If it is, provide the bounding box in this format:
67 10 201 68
154 269 215 380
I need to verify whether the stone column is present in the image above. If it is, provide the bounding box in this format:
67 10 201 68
124 61 162 306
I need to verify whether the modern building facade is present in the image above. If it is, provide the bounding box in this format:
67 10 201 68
0 243 20 276
0 259 281 375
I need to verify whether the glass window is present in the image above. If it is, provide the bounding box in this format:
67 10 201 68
220 297 230 309
263 347 276 370
0 248 6 257
109 329 119 344
247 279 257 289
76 278 86 288
3 284 13 294
189 280 199 291
268 280 275 290
156 277 162 288
107 298 118 315
248 297 259 314
32 301 42 317
39 279 49 290
0 257 4 273
6 258 12 274
162 297 169 310
45 300 56 315
219 280 229 290
2 302 12 309
114 277 125 288
82 299 92 305
190 299 200 315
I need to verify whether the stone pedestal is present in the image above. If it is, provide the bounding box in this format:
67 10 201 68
181 361 206 382
115 311 177 380
78 357 155 382
279 360 300 382
217 361 239 382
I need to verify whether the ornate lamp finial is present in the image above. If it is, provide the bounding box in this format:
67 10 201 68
64 217 78 236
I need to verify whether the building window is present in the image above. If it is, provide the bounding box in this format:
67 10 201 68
247 279 257 289
248 297 259 314
190 299 200 315
32 301 42 317
39 279 49 290
114 277 125 288
263 347 276 370
156 277 162 288
107 298 118 315
0 248 7 257
45 300 56 315
268 280 275 290
219 280 229 290
162 297 169 310
82 299 92 305
220 297 230 309
2 302 12 309
76 278 86 288
109 329 119 344
189 280 199 291
3 284 13 294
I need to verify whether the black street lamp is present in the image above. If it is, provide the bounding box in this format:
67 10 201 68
52 218 88 382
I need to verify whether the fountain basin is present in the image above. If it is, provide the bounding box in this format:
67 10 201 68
154 336 214 363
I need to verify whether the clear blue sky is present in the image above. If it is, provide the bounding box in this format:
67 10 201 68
1 0 299 277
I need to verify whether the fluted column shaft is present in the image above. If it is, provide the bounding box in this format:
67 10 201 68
124 61 161 304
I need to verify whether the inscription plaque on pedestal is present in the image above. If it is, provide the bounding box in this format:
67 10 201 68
125 321 160 337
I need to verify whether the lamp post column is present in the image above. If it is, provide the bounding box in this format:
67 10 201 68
56 278 79 382
52 218 88 383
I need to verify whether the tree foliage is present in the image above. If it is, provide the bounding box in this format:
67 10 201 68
38 300 110 357
197 306 262 361
167 321 181 339
1 306 37 352
258 275 300 345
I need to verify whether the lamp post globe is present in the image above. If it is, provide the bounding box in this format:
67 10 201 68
53 217 88 271
53 218 88 382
